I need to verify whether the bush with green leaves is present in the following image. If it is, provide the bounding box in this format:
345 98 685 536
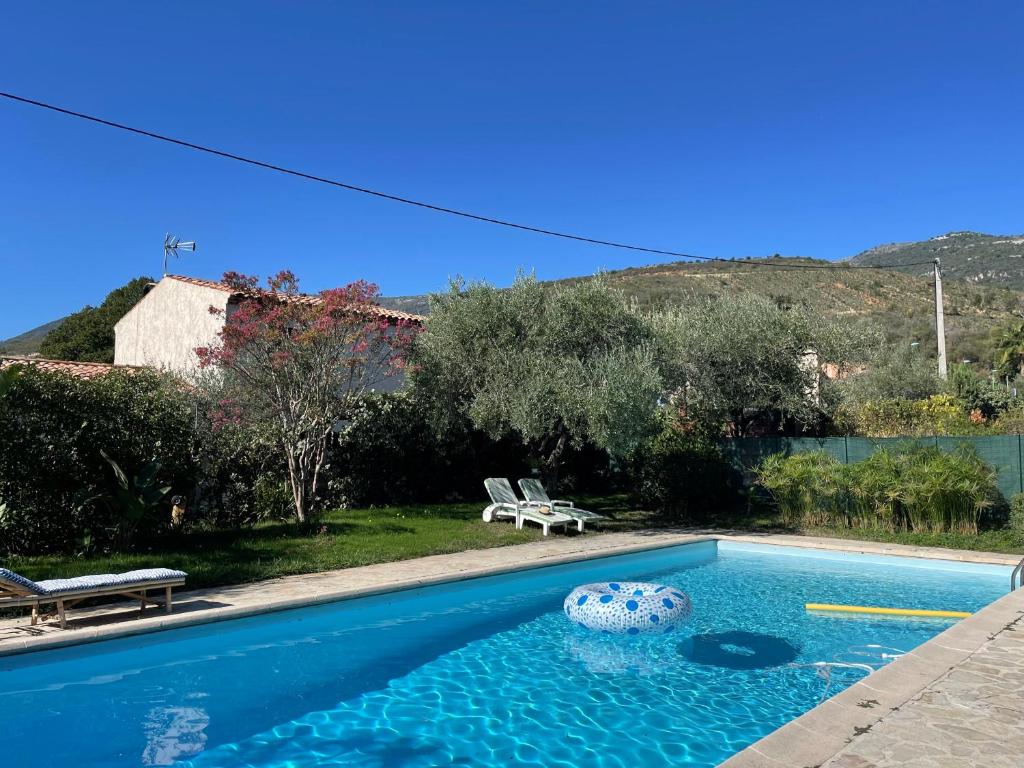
327 391 530 508
756 451 846 528
836 394 984 437
0 366 196 554
0 366 283 554
1009 493 1024 534
629 420 743 522
946 363 1012 420
757 442 997 534
909 446 995 533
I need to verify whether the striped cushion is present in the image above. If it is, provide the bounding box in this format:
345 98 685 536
35 568 187 595
0 568 43 595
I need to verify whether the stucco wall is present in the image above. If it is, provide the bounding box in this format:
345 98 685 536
114 279 229 376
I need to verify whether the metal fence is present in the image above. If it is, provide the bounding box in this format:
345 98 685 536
721 435 1024 501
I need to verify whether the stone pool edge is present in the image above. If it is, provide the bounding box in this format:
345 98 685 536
0 530 1018 662
718 557 1024 768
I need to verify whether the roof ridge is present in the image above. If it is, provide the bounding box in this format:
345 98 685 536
0 356 135 380
0 355 116 367
163 274 425 323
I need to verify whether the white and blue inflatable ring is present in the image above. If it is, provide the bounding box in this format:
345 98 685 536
564 581 691 635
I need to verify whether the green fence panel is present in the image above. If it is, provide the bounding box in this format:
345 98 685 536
934 435 1022 500
786 437 848 462
720 437 784 474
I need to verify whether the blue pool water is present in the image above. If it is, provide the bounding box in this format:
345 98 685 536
0 541 1010 767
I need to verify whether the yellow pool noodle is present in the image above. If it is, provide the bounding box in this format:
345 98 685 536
805 603 971 619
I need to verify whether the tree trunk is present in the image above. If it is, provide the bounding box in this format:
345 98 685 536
541 430 569 494
285 447 307 523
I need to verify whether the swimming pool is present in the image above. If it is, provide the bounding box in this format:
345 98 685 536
0 540 1010 767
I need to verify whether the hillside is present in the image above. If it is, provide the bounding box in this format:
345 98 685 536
0 318 64 355
849 231 1024 289
559 256 1024 365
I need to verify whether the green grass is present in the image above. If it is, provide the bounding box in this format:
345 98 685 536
8 496 1021 595
8 496 642 591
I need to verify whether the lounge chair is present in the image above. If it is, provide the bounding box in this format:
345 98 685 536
518 478 605 531
483 478 575 536
0 567 187 629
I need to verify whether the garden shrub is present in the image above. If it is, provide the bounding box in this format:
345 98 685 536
992 405 1024 435
756 451 845 528
947 363 1012 420
189 418 287 529
630 423 743 522
327 392 530 507
757 442 997 534
1010 493 1024 534
895 444 997 534
0 367 197 554
836 395 982 437
0 366 287 553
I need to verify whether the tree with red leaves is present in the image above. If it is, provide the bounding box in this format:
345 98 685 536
196 271 419 523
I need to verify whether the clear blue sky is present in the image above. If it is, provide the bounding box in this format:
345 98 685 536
2 2 1023 339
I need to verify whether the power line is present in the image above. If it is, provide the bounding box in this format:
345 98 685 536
0 90 936 272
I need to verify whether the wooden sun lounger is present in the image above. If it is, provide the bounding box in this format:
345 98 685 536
0 568 188 629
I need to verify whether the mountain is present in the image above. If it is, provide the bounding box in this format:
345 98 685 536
848 231 1024 289
0 318 64 356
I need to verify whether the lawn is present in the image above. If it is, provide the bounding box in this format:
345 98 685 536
9 496 641 591
9 496 1022 594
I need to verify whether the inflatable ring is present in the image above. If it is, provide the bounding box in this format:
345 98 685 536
564 581 692 635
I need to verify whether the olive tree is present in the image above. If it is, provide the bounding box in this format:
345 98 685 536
654 294 874 436
411 274 662 490
837 341 942 407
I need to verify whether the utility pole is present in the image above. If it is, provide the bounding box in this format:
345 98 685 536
934 258 948 379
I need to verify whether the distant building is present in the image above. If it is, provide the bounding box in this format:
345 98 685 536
114 275 424 380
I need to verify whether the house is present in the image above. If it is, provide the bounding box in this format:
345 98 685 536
114 275 424 380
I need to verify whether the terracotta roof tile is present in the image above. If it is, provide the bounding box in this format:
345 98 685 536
0 356 126 380
166 275 424 324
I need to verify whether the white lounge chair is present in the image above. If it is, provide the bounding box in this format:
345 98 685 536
518 478 605 531
0 567 187 629
483 478 575 536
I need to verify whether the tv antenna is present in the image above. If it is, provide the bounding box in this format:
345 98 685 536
163 233 197 276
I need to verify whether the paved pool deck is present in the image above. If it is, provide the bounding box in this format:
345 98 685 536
2 529 1022 767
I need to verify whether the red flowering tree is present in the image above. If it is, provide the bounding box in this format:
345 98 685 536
196 271 419 523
